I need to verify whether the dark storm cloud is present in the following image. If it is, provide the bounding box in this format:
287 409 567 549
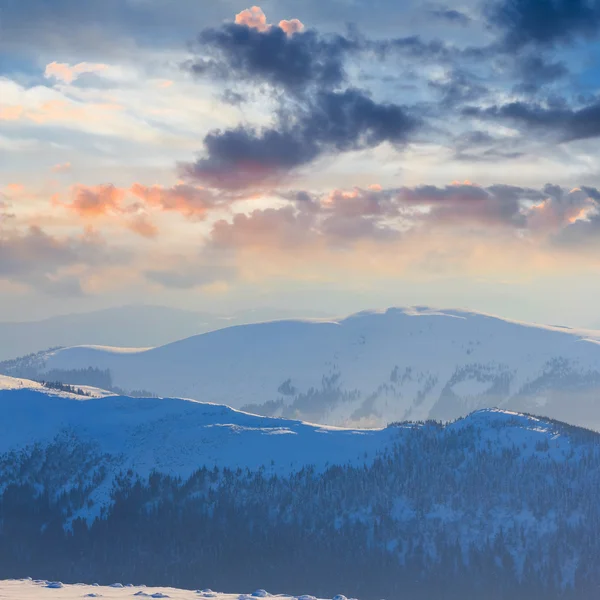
463 94 600 142
186 23 359 92
451 130 527 162
181 89 419 189
429 69 489 107
515 55 569 93
220 89 246 106
463 99 600 142
485 0 600 48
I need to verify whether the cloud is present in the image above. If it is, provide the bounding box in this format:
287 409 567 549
451 128 527 162
429 69 489 107
0 105 24 121
485 0 600 48
127 215 159 239
60 184 125 217
211 205 318 249
206 182 544 254
392 183 537 228
0 225 121 294
0 98 123 129
186 10 356 92
235 6 269 32
181 89 418 189
515 55 569 90
234 6 305 36
52 162 72 173
528 185 600 233
279 18 305 36
129 183 225 218
464 99 600 142
429 7 472 25
145 258 236 289
44 61 109 84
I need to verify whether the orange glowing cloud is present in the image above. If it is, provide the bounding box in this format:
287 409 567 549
0 105 24 121
61 184 126 217
27 100 122 125
44 61 109 84
235 6 304 35
279 18 305 35
128 215 159 239
527 190 596 231
1 99 123 127
52 162 72 173
130 183 220 218
235 6 269 31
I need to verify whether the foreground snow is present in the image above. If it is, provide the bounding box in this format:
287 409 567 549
0 580 352 600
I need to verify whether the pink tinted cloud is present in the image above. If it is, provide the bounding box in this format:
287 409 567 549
44 61 109 84
61 184 125 217
127 215 159 239
527 188 597 232
129 183 221 218
235 6 269 31
0 99 123 127
52 162 72 173
0 105 24 121
235 6 305 35
212 206 316 249
279 18 305 35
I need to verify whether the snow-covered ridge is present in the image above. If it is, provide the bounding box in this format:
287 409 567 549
0 376 589 520
0 381 394 477
2 383 599 598
0 377 397 518
0 374 113 399
9 306 600 430
0 580 350 600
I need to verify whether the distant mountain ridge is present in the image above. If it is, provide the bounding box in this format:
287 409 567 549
1 379 600 599
6 306 600 430
0 305 332 361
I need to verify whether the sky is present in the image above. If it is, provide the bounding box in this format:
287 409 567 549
2 0 600 326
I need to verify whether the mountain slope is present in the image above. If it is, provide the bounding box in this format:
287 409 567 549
0 305 331 361
0 377 395 522
8 307 600 429
1 382 599 599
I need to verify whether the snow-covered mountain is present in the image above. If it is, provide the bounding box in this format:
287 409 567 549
6 307 600 429
0 305 331 361
0 377 394 523
0 580 341 600
2 379 600 599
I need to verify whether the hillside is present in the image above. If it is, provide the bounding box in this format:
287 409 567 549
0 305 331 361
6 307 600 429
0 378 394 522
1 380 600 599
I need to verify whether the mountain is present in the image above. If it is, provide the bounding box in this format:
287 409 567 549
0 305 331 361
6 307 600 430
0 378 394 519
1 379 600 599
0 580 337 600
